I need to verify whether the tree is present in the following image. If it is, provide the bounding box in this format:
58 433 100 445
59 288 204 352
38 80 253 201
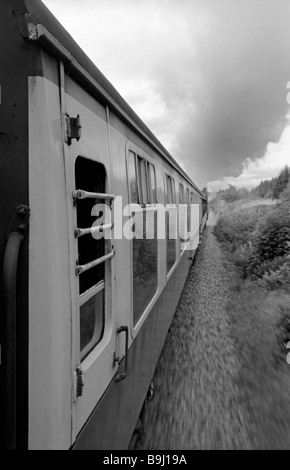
272 165 290 199
281 180 290 200
218 185 249 203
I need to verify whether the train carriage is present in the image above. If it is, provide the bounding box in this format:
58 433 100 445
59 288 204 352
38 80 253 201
0 0 208 450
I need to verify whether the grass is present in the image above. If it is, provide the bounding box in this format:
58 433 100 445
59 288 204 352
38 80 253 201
214 197 290 449
228 284 290 449
214 199 290 283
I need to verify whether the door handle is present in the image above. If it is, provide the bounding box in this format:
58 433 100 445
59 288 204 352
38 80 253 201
113 326 129 383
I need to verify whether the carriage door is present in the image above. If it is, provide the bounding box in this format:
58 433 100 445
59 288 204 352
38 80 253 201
72 156 117 436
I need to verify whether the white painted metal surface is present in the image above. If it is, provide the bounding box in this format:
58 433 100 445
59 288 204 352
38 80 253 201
28 76 72 450
63 79 118 439
27 70 203 450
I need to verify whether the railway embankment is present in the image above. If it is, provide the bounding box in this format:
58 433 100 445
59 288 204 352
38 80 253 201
212 199 290 449
143 201 290 450
142 215 252 450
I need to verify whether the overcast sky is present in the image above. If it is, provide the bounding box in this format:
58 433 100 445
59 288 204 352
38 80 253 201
42 0 290 191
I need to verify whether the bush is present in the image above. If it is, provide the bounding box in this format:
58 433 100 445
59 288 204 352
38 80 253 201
214 200 290 291
232 243 256 277
213 205 268 250
257 256 290 291
281 181 290 201
228 284 290 449
253 200 290 263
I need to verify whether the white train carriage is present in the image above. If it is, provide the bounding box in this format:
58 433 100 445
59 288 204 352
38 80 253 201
0 0 208 450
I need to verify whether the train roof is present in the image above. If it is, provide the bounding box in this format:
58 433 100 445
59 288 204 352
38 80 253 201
14 0 203 195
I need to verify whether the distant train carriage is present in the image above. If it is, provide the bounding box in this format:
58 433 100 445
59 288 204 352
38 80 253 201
0 0 208 450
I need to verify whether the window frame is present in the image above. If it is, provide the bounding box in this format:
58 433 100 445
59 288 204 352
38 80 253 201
127 149 158 206
126 145 160 337
137 155 148 205
74 156 109 362
148 162 157 204
79 281 105 360
179 183 184 204
164 172 178 279
128 150 139 204
165 174 176 205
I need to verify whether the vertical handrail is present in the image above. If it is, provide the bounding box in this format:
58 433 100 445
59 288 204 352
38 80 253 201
2 232 24 450
1 205 29 450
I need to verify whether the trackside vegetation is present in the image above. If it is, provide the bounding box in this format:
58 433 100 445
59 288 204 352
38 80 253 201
213 187 290 449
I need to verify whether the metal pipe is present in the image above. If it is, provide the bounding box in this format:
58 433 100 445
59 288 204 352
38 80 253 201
76 250 115 276
72 190 115 201
2 231 24 450
74 223 113 238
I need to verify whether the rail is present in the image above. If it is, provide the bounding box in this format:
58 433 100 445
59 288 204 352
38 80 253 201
74 223 114 238
73 190 115 201
75 250 115 276
2 205 29 450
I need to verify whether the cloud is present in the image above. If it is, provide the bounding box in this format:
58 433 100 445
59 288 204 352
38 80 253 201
208 115 290 192
43 0 290 189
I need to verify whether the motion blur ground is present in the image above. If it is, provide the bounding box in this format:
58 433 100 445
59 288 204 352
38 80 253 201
141 205 290 450
213 198 290 449
142 219 251 450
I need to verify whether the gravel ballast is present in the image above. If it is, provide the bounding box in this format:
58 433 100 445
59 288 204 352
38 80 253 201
142 216 252 450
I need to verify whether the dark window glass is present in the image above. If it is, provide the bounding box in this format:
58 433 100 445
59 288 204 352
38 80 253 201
202 198 208 218
166 208 177 273
148 163 157 203
75 158 106 295
179 184 186 252
133 210 158 325
166 176 171 203
186 188 191 232
165 175 176 269
80 288 104 359
128 151 138 203
75 157 106 358
179 183 184 204
137 157 148 204
166 175 175 204
171 178 176 203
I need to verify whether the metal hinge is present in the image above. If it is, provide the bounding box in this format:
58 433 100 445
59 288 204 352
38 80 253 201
73 365 84 402
64 113 82 145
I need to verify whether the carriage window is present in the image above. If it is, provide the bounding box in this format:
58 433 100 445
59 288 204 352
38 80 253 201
80 288 104 353
148 163 157 203
166 176 172 203
133 210 158 325
128 151 157 205
128 151 138 203
129 154 158 326
179 183 184 204
75 157 107 359
137 157 148 205
179 183 186 252
166 175 175 204
165 174 176 272
186 188 191 232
